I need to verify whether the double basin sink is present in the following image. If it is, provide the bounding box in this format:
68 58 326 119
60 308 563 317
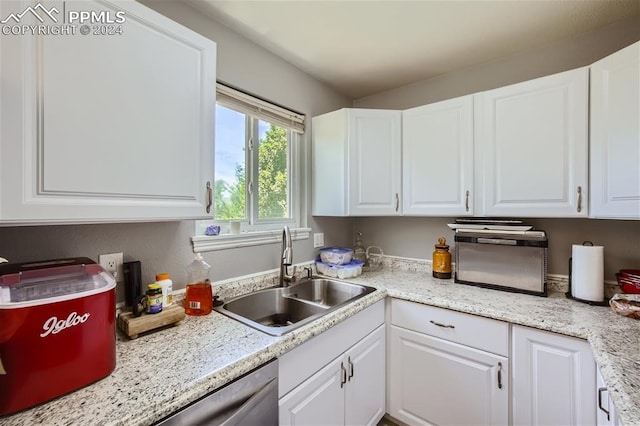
214 278 377 336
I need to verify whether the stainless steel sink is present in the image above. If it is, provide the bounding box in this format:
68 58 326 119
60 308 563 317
215 278 377 336
285 278 371 308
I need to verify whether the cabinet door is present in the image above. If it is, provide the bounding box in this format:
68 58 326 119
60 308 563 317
0 1 216 224
348 109 402 216
590 42 640 219
345 325 385 426
403 96 474 216
475 68 588 217
596 368 619 426
279 355 345 426
512 325 596 426
389 326 508 426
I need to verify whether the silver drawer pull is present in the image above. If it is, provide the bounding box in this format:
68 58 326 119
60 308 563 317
598 387 610 421
430 320 455 329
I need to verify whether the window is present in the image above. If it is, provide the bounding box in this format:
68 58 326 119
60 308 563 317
193 84 309 251
214 104 292 225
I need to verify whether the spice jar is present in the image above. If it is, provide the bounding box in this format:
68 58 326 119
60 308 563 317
432 237 452 279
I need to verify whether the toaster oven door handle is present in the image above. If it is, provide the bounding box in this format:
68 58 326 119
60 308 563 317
476 238 517 246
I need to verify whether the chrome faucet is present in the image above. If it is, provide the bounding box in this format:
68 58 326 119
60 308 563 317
280 225 296 286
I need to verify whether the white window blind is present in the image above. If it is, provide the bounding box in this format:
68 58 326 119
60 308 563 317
216 83 305 134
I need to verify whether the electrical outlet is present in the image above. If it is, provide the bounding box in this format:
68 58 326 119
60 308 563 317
99 252 123 281
313 233 325 248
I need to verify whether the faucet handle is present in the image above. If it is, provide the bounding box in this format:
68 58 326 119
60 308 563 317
303 266 313 279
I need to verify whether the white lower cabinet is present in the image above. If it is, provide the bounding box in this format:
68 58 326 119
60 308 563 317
278 301 385 426
512 325 596 425
597 368 620 426
279 355 346 426
388 299 509 426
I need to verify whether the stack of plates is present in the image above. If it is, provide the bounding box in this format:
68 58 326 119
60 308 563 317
447 218 533 232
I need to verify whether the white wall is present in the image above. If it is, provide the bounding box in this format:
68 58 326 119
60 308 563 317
352 16 640 278
354 16 640 109
0 1 353 299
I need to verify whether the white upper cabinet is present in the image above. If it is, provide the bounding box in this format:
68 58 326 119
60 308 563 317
0 0 216 225
475 68 589 217
312 109 402 216
403 95 474 216
590 42 640 219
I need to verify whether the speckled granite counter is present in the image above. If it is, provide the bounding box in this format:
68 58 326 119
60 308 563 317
2 258 638 426
348 261 640 426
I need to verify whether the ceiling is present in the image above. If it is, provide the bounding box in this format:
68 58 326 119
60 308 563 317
182 0 640 99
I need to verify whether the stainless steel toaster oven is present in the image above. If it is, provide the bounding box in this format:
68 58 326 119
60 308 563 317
454 230 548 296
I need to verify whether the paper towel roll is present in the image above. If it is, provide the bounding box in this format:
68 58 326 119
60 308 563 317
571 244 604 302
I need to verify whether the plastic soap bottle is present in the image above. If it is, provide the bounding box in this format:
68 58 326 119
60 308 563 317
155 273 173 308
185 253 213 316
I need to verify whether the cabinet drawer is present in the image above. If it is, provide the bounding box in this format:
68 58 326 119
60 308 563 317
390 299 508 356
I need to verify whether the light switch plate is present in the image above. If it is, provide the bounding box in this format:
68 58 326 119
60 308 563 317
313 233 324 248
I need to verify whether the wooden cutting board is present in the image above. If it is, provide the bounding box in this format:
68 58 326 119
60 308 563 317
117 304 185 339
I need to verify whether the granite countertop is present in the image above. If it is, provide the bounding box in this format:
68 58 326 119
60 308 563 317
2 260 639 426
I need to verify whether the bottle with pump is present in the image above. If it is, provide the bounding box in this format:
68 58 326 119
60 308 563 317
353 232 366 265
185 253 213 316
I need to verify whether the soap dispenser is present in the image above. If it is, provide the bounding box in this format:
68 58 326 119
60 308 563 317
353 232 366 264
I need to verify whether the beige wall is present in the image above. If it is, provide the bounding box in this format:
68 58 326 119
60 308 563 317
0 1 353 299
354 217 640 281
354 16 640 110
352 16 640 278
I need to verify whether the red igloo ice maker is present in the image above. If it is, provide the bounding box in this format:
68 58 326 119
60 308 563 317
0 258 116 416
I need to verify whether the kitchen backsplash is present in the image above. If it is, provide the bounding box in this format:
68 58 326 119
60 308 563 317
168 255 621 306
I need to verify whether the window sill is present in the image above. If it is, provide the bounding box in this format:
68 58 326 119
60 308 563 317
191 227 311 252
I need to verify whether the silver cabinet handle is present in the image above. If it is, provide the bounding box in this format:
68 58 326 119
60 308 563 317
206 181 213 214
430 320 455 329
348 356 354 381
497 362 503 389
598 387 611 421
340 362 347 388
465 190 470 212
395 193 399 212
577 186 582 212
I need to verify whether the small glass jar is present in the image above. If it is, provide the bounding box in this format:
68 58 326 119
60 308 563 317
146 283 163 314
432 237 452 279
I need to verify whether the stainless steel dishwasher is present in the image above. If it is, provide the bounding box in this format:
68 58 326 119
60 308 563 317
156 359 278 425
